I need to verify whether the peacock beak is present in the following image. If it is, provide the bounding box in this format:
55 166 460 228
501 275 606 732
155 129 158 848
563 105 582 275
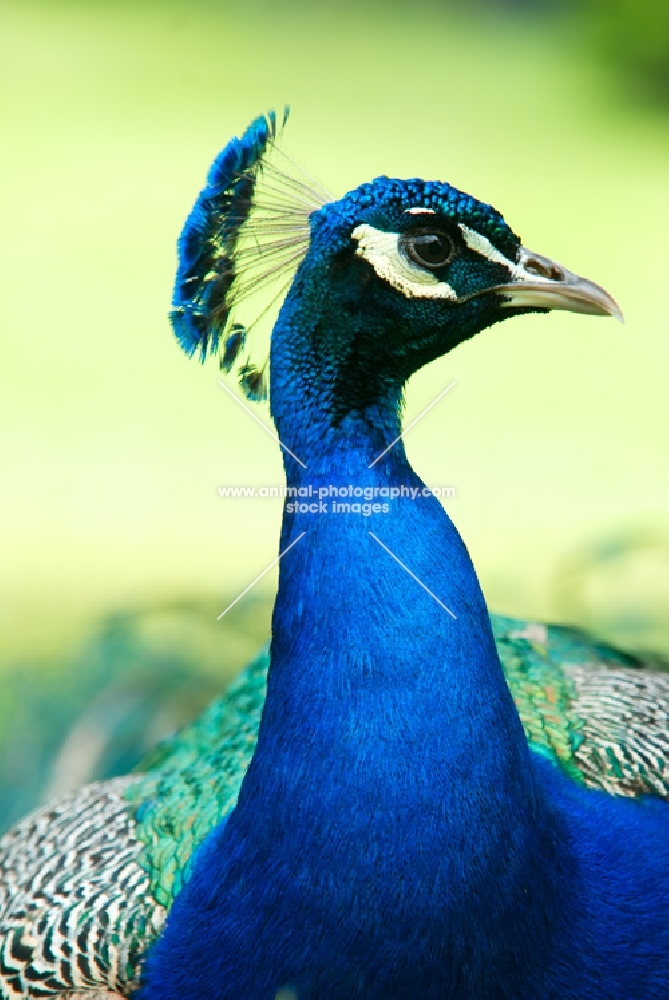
488 247 624 323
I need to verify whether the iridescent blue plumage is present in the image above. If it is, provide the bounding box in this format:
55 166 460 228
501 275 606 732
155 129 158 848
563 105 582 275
170 109 289 360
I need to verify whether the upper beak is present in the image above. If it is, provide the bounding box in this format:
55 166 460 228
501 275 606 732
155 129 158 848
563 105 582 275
485 247 624 323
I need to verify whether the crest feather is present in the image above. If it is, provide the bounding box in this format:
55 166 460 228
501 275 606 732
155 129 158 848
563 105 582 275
170 109 330 397
219 323 247 374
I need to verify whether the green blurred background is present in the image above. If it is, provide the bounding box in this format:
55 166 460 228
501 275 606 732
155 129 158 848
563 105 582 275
1 0 668 829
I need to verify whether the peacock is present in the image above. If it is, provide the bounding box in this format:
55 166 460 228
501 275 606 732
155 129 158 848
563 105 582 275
2 109 669 1000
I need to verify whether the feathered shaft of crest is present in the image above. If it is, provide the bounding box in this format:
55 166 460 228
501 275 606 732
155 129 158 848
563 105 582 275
219 323 246 374
170 108 331 399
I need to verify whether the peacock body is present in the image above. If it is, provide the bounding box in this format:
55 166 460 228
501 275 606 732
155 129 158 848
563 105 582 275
2 112 668 999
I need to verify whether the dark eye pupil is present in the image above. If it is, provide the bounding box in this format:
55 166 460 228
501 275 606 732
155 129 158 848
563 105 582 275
406 232 454 269
417 235 446 262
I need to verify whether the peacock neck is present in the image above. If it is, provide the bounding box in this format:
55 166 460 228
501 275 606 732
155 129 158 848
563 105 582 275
236 279 551 884
262 419 534 798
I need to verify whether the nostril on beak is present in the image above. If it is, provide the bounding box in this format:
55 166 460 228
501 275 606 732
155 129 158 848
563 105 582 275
524 256 564 282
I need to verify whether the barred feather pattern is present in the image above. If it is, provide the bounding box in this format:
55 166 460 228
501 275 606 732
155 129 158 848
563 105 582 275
493 616 669 799
565 663 669 797
0 778 165 999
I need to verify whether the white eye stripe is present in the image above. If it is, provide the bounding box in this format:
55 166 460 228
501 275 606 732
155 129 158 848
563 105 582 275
458 224 556 286
351 224 457 301
458 224 512 269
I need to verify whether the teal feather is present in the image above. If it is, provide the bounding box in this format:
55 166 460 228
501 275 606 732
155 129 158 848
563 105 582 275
125 649 268 909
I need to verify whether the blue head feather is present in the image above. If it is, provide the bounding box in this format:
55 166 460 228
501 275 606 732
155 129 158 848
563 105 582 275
170 109 289 361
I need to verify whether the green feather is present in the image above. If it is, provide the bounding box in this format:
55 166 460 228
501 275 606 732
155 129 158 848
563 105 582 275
125 647 268 908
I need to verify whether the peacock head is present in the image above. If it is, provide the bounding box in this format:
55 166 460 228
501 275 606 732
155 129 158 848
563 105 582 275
170 110 621 407
298 176 621 399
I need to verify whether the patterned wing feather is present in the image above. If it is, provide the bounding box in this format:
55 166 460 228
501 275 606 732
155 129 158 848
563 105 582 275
0 648 269 998
0 779 164 999
492 615 669 798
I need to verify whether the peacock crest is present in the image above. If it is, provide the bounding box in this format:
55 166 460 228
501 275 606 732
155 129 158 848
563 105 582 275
170 108 331 401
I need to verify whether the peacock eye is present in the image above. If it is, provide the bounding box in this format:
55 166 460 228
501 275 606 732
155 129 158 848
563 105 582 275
403 231 456 270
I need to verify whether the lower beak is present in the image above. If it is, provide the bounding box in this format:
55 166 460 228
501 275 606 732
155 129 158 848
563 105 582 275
486 247 624 323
